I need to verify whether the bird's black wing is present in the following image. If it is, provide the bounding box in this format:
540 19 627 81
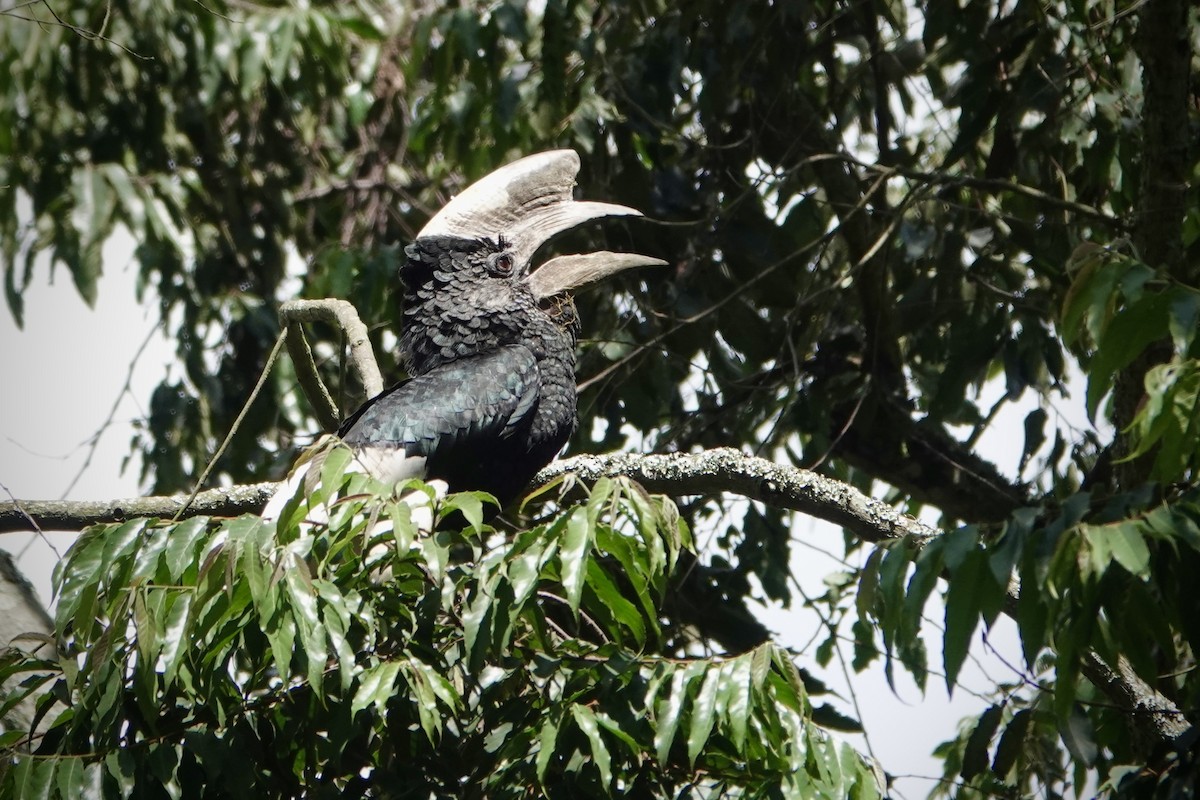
338 345 541 470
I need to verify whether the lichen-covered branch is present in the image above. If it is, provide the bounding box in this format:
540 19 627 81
536 448 937 544
1082 651 1191 745
1 449 937 544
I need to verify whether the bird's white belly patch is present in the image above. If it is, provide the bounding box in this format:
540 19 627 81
352 447 428 484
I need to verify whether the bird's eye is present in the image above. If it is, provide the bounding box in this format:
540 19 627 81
489 252 515 277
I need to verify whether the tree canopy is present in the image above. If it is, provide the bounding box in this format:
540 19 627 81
1 0 1198 797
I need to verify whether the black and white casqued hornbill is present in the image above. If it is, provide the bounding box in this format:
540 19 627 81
265 151 663 520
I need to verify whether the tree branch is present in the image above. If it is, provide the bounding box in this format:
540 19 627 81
537 448 937 544
1110 0 1193 488
0 483 277 533
0 449 933 542
1082 651 1191 747
280 299 385 415
0 448 1187 748
537 450 1188 748
284 320 341 432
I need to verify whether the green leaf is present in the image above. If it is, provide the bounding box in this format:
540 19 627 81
53 526 107 632
132 589 158 675
991 707 1033 778
1058 704 1098 766
420 531 450 583
686 663 722 766
1168 288 1200 355
54 755 92 800
1059 249 1121 346
461 596 492 669
877 540 912 660
266 612 296 679
268 15 298 84
726 652 752 752
536 714 559 781
285 567 326 695
583 559 646 645
1020 407 1047 473
943 549 985 692
1123 360 1200 481
856 546 884 620
8 756 53 800
594 524 656 623
4 264 25 328
405 662 456 743
317 445 354 503
507 530 554 607
159 592 193 688
1086 292 1172 419
654 662 699 764
560 508 592 614
571 704 612 787
579 709 633 757
1094 521 1151 579
942 526 977 571
441 491 492 531
960 704 1003 780
389 499 416 557
69 166 109 305
164 517 210 581
338 15 386 41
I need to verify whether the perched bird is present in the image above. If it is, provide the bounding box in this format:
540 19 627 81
266 151 662 520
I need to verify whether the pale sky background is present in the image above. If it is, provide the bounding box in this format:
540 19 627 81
0 225 1095 796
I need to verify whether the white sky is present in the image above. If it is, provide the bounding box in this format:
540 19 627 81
0 228 172 603
0 227 1100 797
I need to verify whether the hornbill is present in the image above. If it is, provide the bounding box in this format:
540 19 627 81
266 151 662 520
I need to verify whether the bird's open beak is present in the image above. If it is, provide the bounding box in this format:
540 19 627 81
527 252 666 300
418 150 662 291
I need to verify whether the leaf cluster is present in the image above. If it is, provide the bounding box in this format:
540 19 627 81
854 487 1200 796
1 452 881 797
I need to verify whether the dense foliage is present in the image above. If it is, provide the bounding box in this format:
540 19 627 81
1 459 881 796
2 0 1198 796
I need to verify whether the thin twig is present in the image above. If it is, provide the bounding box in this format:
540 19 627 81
0 481 58 560
284 322 341 431
172 330 288 520
3 0 153 60
60 325 159 499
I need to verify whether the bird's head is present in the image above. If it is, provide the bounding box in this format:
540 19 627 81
406 149 664 307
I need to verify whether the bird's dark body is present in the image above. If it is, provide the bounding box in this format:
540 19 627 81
339 235 580 505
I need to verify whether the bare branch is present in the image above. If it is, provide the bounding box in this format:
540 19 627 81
281 299 385 407
839 155 1124 228
0 483 277 533
2 0 153 60
537 450 1188 748
61 325 159 499
0 449 932 543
